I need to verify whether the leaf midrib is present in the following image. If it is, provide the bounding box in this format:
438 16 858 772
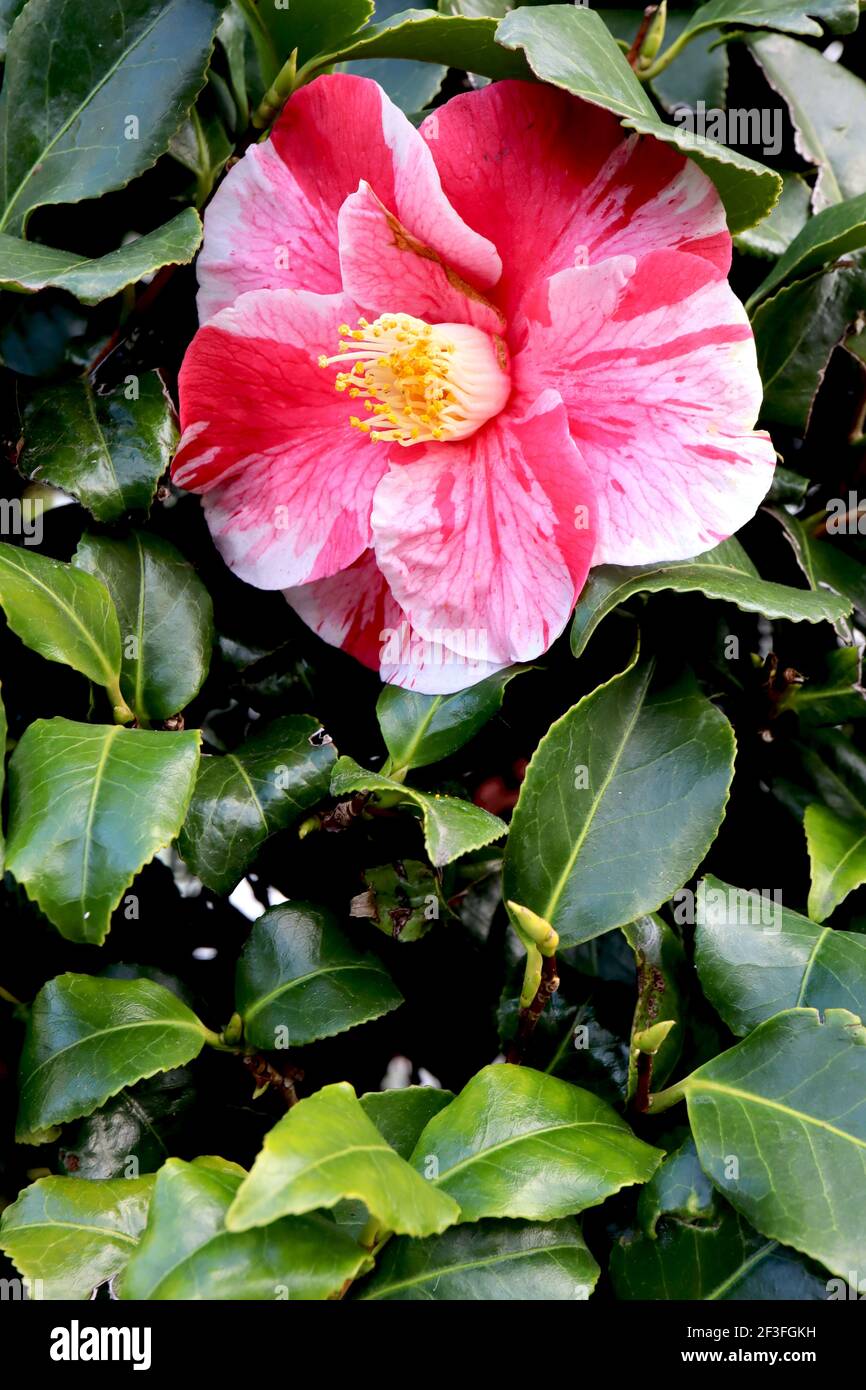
23 1016 203 1091
0 549 117 686
688 1078 866 1148
0 0 185 230
242 963 390 1024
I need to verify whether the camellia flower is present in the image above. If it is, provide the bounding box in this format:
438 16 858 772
173 74 775 693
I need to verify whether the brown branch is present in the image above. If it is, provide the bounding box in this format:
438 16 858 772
505 954 560 1065
627 6 659 68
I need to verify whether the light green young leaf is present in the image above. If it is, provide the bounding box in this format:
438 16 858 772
226 1082 461 1236
121 1156 370 1300
410 1064 662 1221
0 1174 155 1300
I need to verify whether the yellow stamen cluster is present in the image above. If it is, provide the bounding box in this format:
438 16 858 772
319 312 509 446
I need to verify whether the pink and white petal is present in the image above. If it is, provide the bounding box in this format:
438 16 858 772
371 390 597 667
515 250 776 565
174 289 388 589
197 73 501 322
285 552 508 694
338 182 505 335
421 81 730 321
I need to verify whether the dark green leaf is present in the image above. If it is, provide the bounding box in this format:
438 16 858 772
612 1138 830 1300
778 647 866 727
356 1217 599 1300
410 1063 662 1221
503 660 735 948
0 210 202 303
261 0 373 65
771 506 865 634
377 665 528 773
21 375 178 524
59 1067 196 1179
570 538 850 660
0 0 226 234
752 259 866 427
74 532 214 721
226 1082 461 1237
121 1156 370 1300
6 719 201 943
360 1086 454 1160
16 974 210 1145
235 901 403 1049
178 715 335 894
695 874 866 1033
495 5 781 233
338 0 444 114
0 1174 154 1300
677 0 858 45
748 34 866 209
747 190 866 309
735 173 811 260
330 756 507 867
311 7 531 80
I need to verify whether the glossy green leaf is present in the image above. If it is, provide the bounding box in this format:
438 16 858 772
410 1063 662 1222
672 1007 866 1280
74 532 213 721
748 34 866 210
735 173 811 260
623 914 686 1100
330 756 507 867
0 210 202 303
0 0 26 61
0 1175 154 1300
357 1217 599 1300
226 1082 460 1237
178 715 335 894
503 660 735 948
806 799 866 923
377 665 528 773
495 5 781 233
121 1156 370 1300
6 719 200 943
59 1067 196 1179
611 1139 830 1300
169 101 233 205
21 376 178 525
16 974 210 1145
747 191 866 309
235 901 403 1049
310 7 531 79
676 0 858 44
771 506 865 633
260 0 373 65
695 875 866 1034
338 0 444 113
570 538 850 659
0 0 225 234
777 646 866 727
0 542 121 694
359 1087 454 1160
752 258 866 427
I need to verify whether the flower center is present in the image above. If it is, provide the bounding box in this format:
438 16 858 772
319 313 510 446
